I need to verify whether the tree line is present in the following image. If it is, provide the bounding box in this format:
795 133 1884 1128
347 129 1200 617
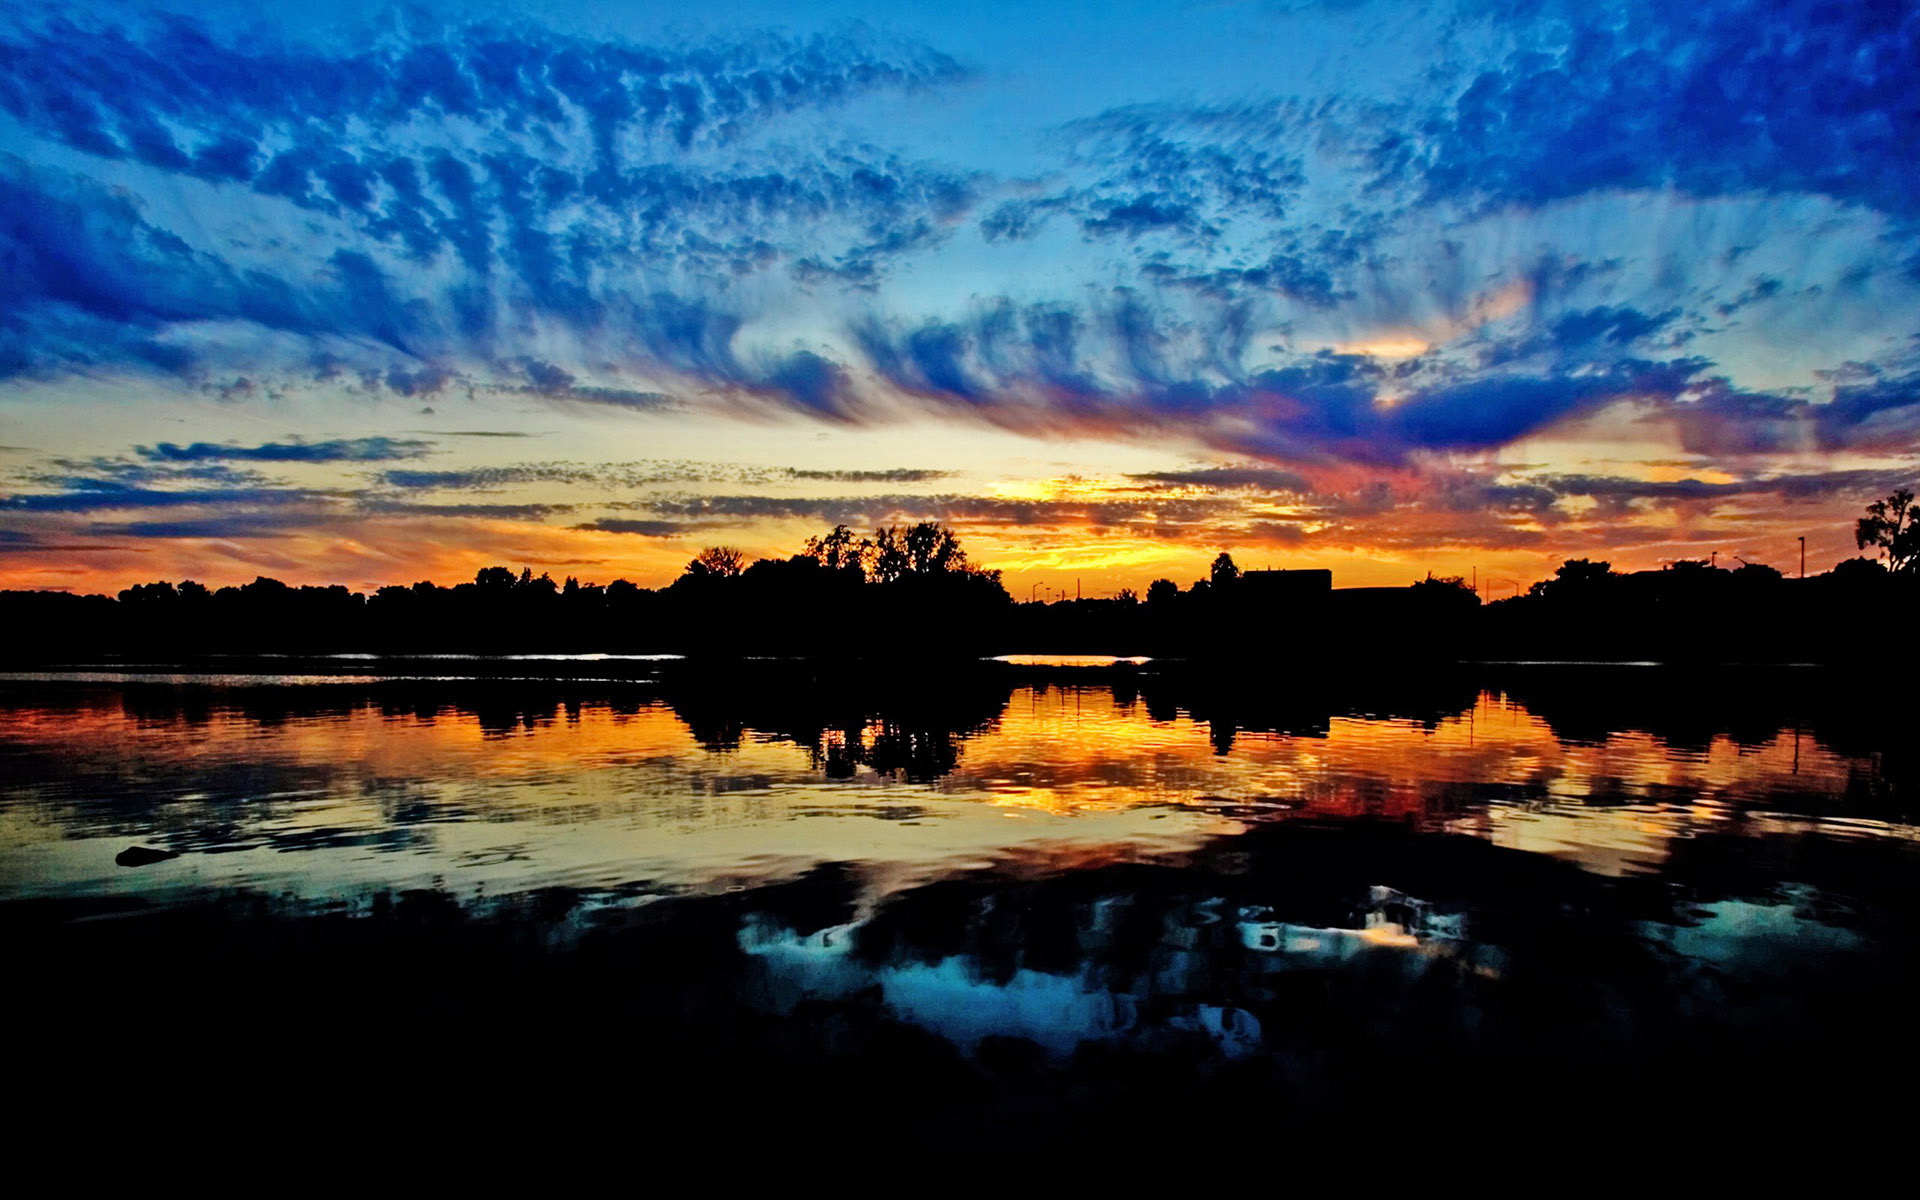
1 491 1915 663
3 521 1015 657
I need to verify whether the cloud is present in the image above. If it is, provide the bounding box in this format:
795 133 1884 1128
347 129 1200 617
1380 2 1920 220
84 514 316 540
375 465 601 492
981 101 1359 309
0 154 454 378
1127 466 1312 492
571 518 702 538
1044 102 1312 241
0 14 977 400
604 491 1245 534
372 459 780 492
137 437 433 463
1478 305 1686 368
2 2 1916 487
18 457 273 490
416 430 538 438
1383 359 1702 452
785 467 951 483
353 500 573 520
0 13 968 169
0 536 142 554
1537 468 1911 507
565 465 1887 559
1 482 334 514
851 298 1725 464
1656 368 1920 455
370 459 952 493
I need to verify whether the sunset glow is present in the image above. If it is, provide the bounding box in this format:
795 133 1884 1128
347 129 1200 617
3 1 1916 596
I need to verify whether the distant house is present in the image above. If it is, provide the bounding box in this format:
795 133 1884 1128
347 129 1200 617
1331 586 1421 622
1231 570 1334 637
1239 569 1332 602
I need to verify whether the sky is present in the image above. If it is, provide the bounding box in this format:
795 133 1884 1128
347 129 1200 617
3 0 1918 595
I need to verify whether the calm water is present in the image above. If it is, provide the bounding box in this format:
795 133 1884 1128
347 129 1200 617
5 663 1917 1135
5 669 1903 900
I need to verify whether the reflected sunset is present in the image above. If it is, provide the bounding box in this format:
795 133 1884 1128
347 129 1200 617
1 673 1886 905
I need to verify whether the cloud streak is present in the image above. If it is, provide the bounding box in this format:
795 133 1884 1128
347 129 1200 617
138 437 433 463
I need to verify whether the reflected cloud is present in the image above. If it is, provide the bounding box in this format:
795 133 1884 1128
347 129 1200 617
4 665 1918 1129
1 667 1909 907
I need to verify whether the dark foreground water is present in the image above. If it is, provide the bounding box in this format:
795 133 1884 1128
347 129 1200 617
4 661 1917 1145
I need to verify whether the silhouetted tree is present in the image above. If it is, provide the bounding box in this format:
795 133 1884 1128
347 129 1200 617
870 522 969 582
1529 558 1616 598
1664 558 1714 575
685 546 746 579
905 522 965 573
25 494 1920 665
1410 573 1479 607
119 581 179 604
802 524 870 576
870 527 908 583
1856 487 1918 573
520 570 557 596
1831 556 1888 581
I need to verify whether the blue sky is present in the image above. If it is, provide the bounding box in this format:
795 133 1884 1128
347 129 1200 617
3 0 1917 592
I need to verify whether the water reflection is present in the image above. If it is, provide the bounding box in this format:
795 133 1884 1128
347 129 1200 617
2 667 1911 904
4 665 1916 1132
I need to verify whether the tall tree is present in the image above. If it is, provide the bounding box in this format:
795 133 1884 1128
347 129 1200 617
869 526 912 583
685 546 746 579
1530 558 1616 598
802 525 870 575
1855 487 1918 573
870 522 967 582
903 521 966 574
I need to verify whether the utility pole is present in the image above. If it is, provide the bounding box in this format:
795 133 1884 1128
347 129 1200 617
1799 536 1805 579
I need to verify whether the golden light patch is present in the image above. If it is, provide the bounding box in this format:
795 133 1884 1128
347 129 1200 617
1325 276 1536 361
1334 336 1432 360
983 475 1138 503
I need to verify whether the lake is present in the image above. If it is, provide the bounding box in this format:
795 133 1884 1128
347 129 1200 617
5 661 1916 1140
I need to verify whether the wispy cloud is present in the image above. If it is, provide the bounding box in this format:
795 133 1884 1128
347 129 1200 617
137 437 433 463
1376 0 1920 222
